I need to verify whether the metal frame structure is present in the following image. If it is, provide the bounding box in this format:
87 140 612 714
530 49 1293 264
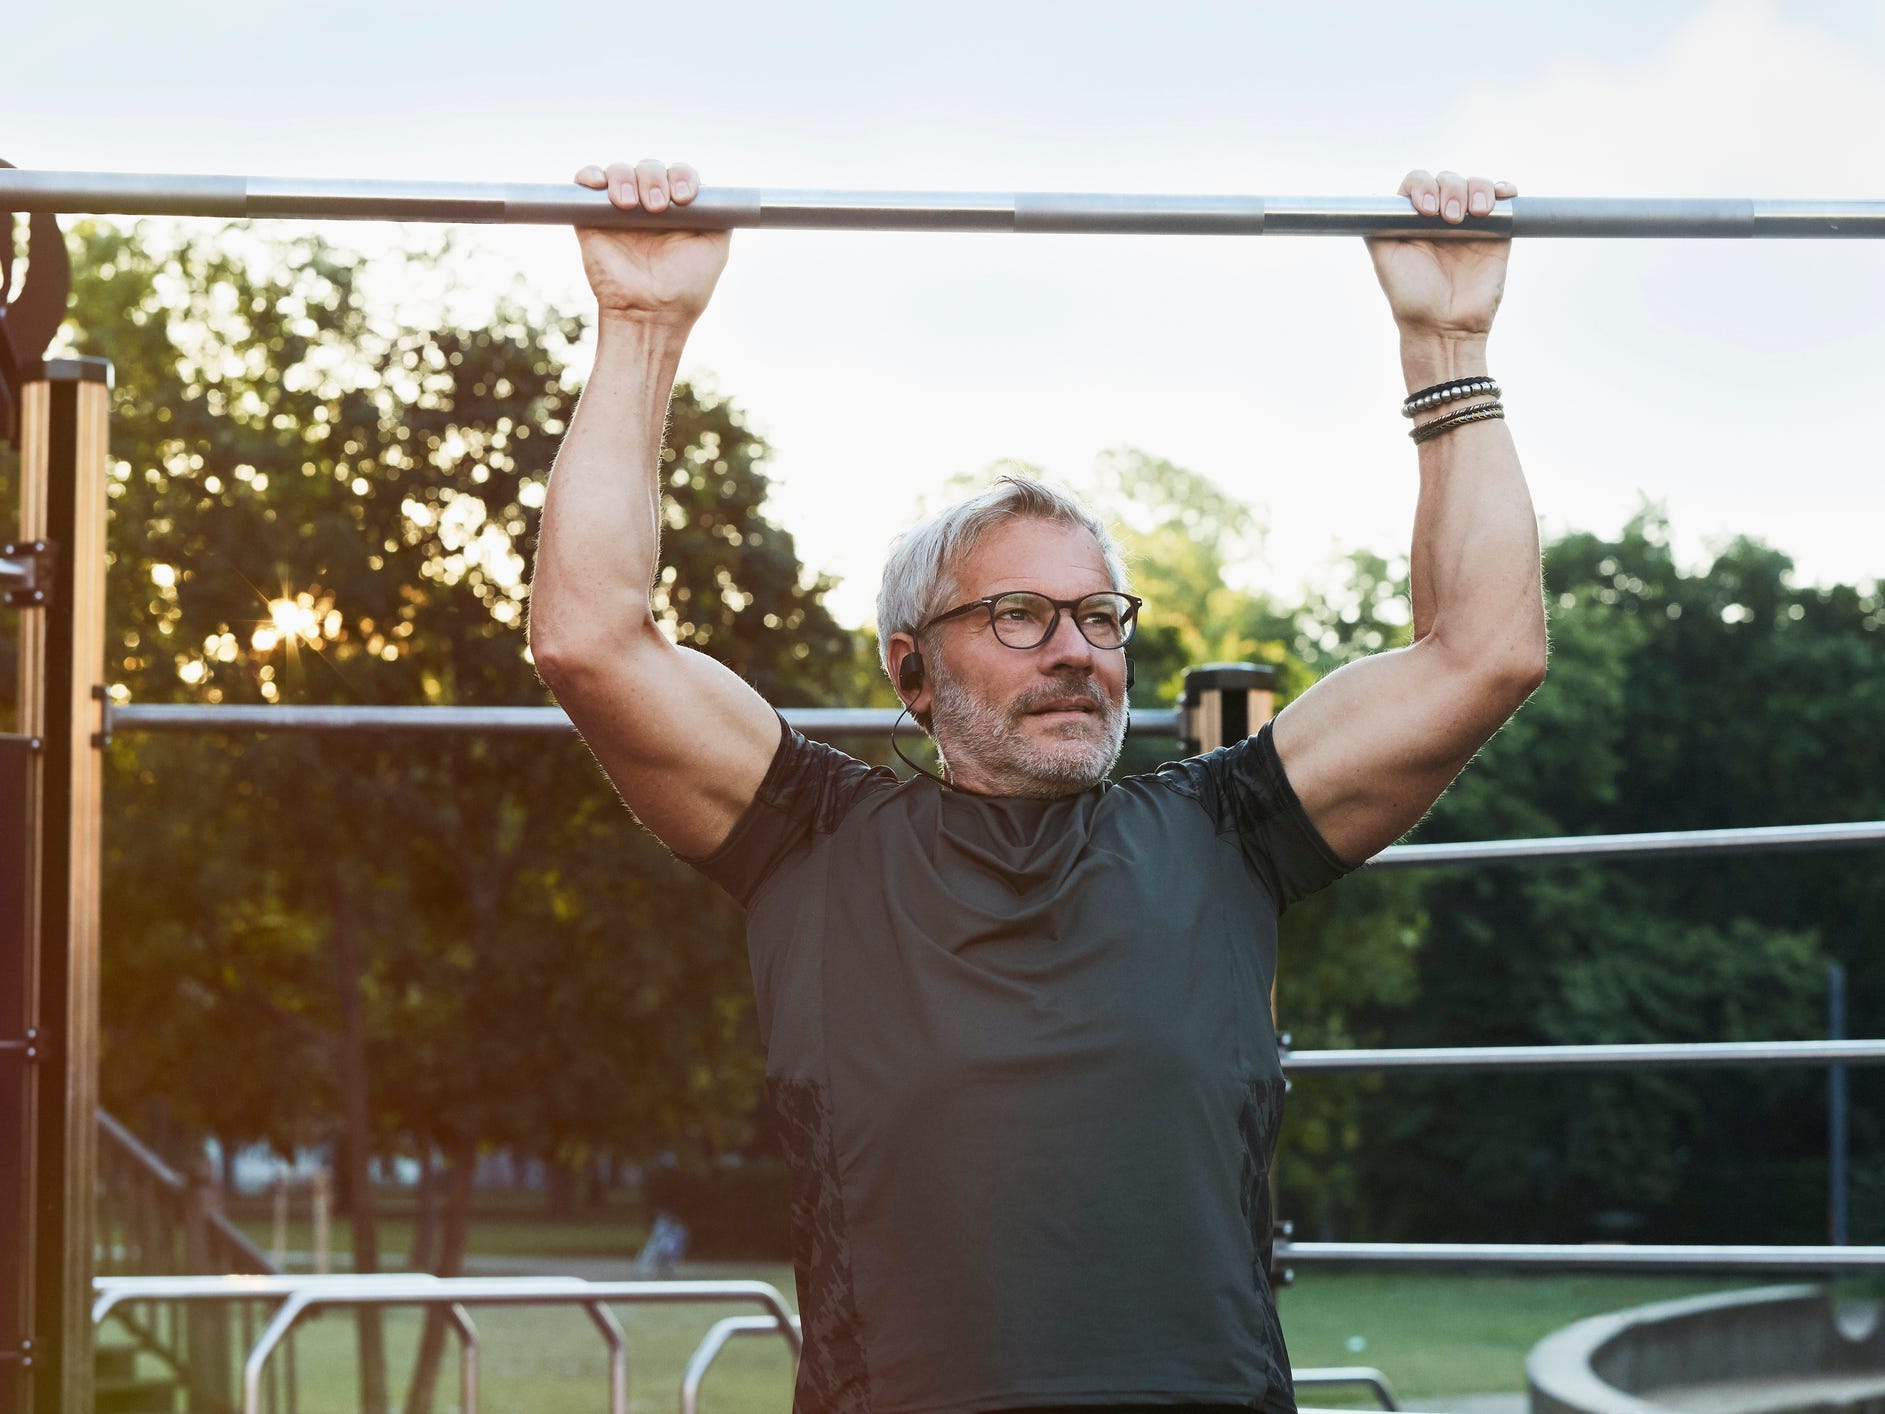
4 170 1885 238
93 1274 800 1414
90 1275 1404 1414
5 166 1880 1409
100 700 1182 741
4 357 112 1414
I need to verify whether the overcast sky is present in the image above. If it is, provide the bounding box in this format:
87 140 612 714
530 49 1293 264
7 0 1882 627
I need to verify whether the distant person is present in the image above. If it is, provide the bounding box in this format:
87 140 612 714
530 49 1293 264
529 158 1542 1414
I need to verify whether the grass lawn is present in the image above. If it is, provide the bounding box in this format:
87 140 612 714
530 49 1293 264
231 1212 651 1264
173 1256 1800 1412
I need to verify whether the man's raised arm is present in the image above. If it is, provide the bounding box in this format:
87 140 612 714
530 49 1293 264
1273 168 1550 865
528 159 781 858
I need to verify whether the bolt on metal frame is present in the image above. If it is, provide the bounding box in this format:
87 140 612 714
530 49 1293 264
4 170 1885 238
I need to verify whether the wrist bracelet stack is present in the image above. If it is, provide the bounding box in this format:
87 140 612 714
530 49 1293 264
1402 375 1505 445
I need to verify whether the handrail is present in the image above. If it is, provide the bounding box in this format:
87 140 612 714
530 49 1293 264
1370 819 1885 868
682 1314 803 1414
1278 1242 1885 1272
1292 1365 1401 1410
97 1110 185 1190
1281 1038 1885 1072
235 1276 799 1414
97 1110 277 1274
103 700 1181 740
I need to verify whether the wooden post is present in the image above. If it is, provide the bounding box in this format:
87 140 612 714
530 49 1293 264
181 1158 226 1407
270 1174 288 1271
1180 662 1277 756
311 1168 331 1275
16 357 110 1414
1 737 37 1411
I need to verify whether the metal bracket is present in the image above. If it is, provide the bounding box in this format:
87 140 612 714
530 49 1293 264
0 538 55 607
1271 1219 1295 1289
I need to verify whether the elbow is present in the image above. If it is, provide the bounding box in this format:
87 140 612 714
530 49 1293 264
526 611 578 687
530 634 576 691
1440 628 1547 712
528 607 660 691
1490 634 1549 706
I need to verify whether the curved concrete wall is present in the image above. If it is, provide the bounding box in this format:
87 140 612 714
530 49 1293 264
1527 1284 1885 1414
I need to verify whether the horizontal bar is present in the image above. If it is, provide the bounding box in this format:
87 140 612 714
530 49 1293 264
4 170 1884 237
1369 819 1885 867
1291 1368 1401 1412
1279 1242 1885 1272
92 1273 594 1324
103 701 1182 739
1283 1038 1885 1073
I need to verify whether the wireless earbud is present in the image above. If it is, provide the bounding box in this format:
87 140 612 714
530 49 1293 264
899 650 926 696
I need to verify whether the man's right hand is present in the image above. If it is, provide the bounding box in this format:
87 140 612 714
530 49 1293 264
573 159 729 328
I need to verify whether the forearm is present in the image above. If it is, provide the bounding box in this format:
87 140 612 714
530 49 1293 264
529 316 688 657
1402 331 1546 676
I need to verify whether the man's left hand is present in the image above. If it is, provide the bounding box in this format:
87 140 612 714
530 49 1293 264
1367 170 1518 338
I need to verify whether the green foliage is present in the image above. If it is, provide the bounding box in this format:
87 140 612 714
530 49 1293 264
57 221 858 1179
1356 507 1883 1242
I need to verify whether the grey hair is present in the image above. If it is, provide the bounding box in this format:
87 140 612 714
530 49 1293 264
876 474 1131 677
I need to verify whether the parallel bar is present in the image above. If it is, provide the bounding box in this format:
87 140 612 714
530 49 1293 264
1280 1242 1885 1272
103 701 1183 739
1368 819 1885 867
1283 1038 1885 1073
90 707 1885 864
238 1278 801 1414
4 171 1885 237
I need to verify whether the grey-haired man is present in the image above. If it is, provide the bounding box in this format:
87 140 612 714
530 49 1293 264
530 160 1544 1414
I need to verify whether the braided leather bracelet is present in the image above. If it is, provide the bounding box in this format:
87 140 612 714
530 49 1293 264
1410 401 1505 444
1403 376 1501 418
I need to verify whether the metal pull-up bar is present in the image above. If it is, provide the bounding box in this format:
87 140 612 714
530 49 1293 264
3 169 1884 237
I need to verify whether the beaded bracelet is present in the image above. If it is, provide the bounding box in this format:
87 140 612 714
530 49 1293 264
1410 401 1505 445
1402 376 1501 419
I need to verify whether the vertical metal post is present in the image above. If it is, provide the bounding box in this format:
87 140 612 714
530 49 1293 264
17 357 111 1414
1180 662 1278 756
1828 961 1849 1247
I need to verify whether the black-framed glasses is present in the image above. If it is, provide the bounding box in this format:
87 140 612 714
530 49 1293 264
917 590 1143 651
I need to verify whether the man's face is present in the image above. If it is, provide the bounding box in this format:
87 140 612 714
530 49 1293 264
908 518 1129 798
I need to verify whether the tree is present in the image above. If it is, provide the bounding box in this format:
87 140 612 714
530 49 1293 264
1355 508 1880 1242
56 220 862 1410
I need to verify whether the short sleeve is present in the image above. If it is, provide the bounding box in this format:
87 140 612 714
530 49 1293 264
1153 719 1358 911
679 716 896 908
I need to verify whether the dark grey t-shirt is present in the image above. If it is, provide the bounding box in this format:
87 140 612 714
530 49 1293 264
687 718 1354 1414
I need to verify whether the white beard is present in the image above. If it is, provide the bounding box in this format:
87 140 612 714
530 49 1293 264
928 652 1127 798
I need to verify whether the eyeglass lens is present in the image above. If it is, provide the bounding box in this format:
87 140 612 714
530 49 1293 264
990 592 1135 649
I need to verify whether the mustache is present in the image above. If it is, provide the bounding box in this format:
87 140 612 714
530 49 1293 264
1008 678 1113 718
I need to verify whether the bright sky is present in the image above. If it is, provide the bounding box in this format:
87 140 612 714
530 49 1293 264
8 0 1883 627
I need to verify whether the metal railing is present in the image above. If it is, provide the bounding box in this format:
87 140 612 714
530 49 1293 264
95 1111 282 1410
4 170 1885 239
678 1314 1403 1413
102 699 1183 740
85 697 1885 1403
93 1274 800 1414
1293 1366 1401 1410
1277 1242 1885 1273
1282 1038 1885 1073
